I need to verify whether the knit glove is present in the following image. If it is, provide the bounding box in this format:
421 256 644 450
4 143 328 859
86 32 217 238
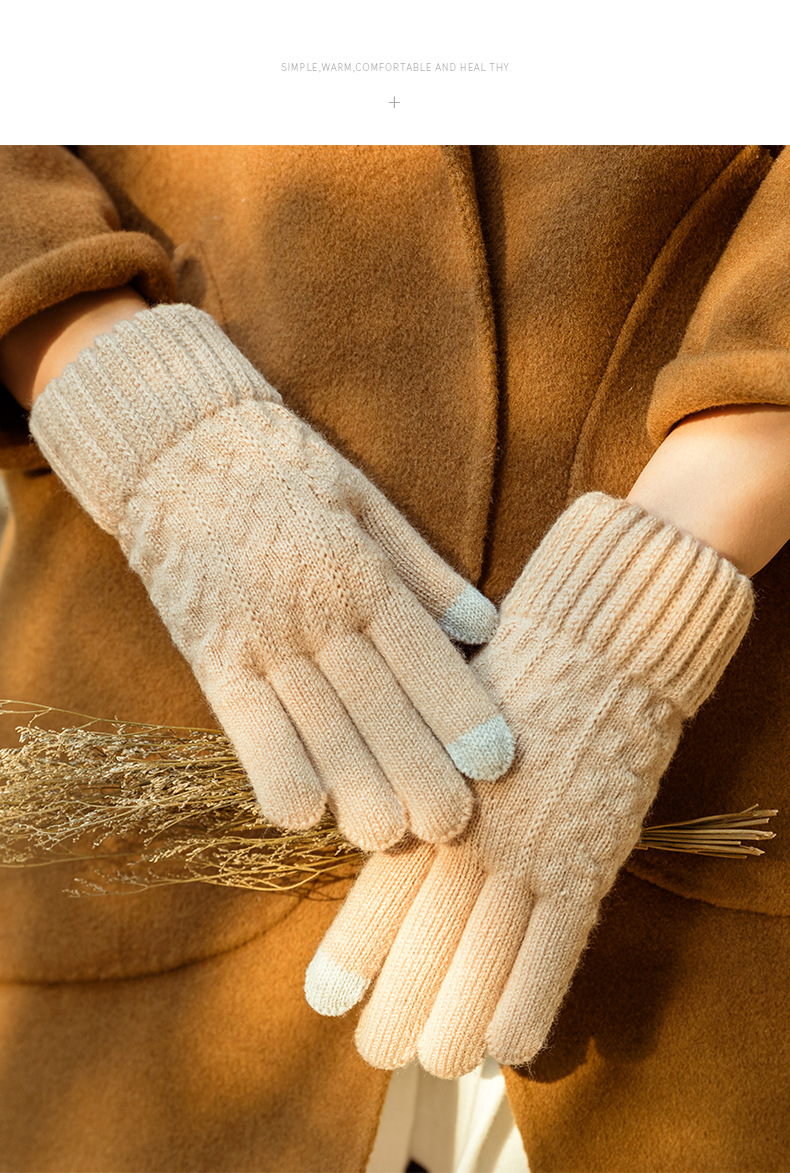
30 303 514 851
305 493 754 1074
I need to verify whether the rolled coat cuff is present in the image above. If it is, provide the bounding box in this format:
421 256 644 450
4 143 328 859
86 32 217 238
648 350 790 445
0 232 176 469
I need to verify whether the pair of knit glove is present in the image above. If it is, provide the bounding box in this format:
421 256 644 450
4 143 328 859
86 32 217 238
31 303 754 1075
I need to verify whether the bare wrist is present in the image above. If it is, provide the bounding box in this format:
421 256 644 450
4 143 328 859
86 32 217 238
628 405 790 577
0 287 149 411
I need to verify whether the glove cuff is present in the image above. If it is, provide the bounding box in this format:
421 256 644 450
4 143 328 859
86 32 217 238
30 303 282 534
505 492 754 716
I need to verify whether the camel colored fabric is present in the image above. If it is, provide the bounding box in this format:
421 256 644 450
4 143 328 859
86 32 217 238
29 302 509 850
1 145 790 1171
306 494 753 1076
0 146 174 466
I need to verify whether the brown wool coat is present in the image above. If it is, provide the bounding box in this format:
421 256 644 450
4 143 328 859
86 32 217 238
1 145 789 1173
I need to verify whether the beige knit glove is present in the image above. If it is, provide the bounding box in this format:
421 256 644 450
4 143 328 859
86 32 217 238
305 493 754 1074
29 303 515 850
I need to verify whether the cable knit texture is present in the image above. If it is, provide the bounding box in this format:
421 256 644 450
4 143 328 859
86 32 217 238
30 304 514 850
305 493 754 1075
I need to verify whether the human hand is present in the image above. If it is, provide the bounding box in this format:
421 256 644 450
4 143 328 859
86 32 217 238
29 304 514 850
305 493 753 1074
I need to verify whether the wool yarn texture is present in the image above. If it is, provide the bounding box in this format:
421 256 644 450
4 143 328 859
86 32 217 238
305 493 755 1075
29 303 514 851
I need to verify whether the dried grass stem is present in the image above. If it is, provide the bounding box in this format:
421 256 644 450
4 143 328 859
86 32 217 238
0 701 778 894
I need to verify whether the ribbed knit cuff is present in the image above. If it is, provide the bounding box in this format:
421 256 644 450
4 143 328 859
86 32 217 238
30 304 281 534
506 493 754 716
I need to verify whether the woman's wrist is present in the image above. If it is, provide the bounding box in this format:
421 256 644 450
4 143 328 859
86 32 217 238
627 404 790 577
0 287 148 410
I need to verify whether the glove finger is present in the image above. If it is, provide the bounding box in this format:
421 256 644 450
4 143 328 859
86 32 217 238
315 632 474 843
305 840 435 1017
354 849 486 1070
367 584 514 782
359 486 497 645
486 894 600 1067
416 872 533 1079
205 659 326 830
267 656 407 851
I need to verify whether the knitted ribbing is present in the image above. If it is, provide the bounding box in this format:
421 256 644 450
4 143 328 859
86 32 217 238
499 493 754 717
30 304 515 850
30 303 284 535
305 493 754 1077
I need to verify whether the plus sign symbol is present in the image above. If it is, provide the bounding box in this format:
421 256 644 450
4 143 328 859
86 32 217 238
389 96 400 108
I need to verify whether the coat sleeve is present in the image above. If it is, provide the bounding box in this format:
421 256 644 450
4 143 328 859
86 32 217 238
648 147 790 443
0 146 176 467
